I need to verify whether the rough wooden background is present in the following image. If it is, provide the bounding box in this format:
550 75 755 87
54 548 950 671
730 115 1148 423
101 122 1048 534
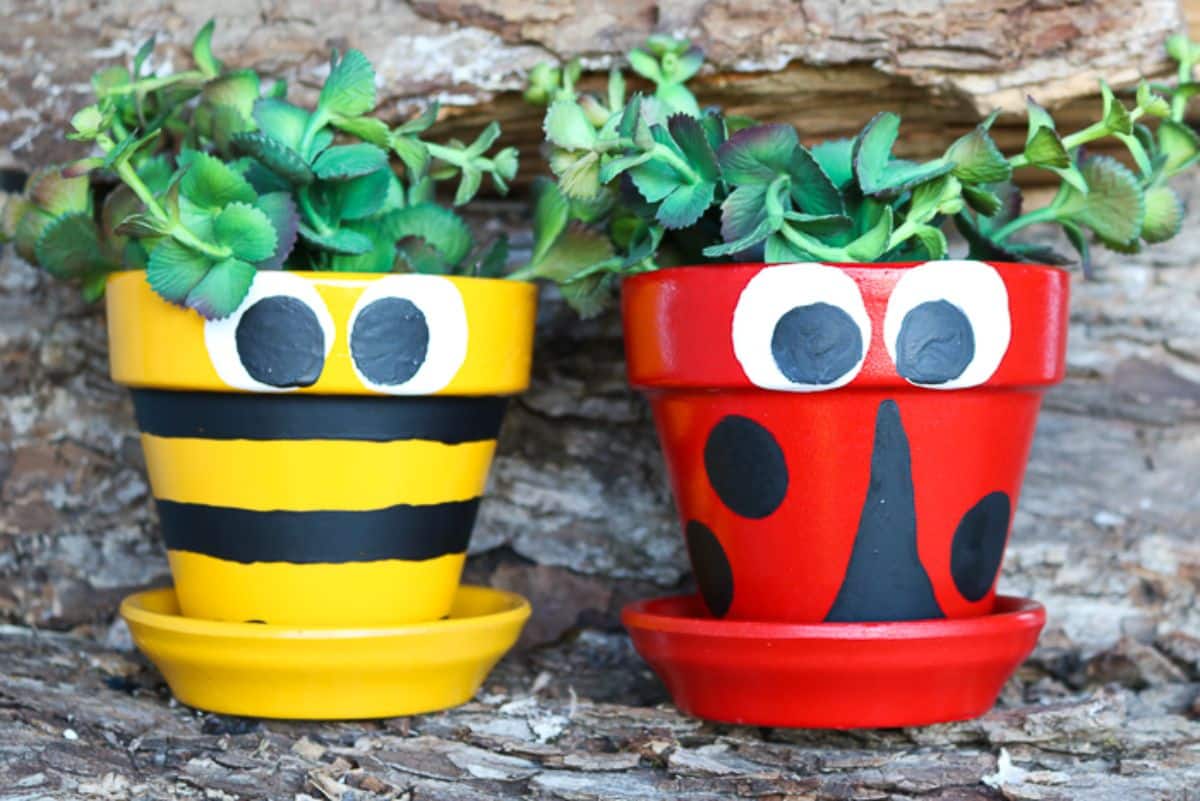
3 1 1200 797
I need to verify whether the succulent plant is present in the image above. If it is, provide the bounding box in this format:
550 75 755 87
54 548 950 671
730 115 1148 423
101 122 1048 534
521 35 1200 316
0 21 519 319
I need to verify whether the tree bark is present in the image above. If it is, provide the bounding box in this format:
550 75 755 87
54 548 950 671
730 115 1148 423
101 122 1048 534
2 1 1200 796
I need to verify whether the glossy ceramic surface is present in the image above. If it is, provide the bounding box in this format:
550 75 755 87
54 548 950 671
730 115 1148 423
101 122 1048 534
107 271 537 625
122 585 530 719
623 262 1069 624
623 593 1045 728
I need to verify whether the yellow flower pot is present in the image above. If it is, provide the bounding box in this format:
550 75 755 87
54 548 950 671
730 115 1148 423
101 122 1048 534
107 270 537 626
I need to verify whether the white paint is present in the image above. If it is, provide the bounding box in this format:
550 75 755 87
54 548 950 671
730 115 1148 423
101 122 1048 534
731 262 871 392
883 260 1011 390
346 275 468 395
204 272 335 392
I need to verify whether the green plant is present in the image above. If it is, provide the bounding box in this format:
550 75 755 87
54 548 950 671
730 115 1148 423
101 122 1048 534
0 21 519 318
519 35 1200 316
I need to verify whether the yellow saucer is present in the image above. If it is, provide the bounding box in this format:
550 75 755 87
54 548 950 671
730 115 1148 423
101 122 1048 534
120 585 530 720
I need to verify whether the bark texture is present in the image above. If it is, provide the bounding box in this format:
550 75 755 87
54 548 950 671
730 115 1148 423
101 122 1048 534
3 0 1200 797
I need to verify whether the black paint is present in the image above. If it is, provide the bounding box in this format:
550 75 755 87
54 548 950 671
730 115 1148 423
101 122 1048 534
235 296 326 388
895 300 975 384
131 390 508 444
351 297 431 386
685 520 734 618
950 491 1011 602
156 498 479 563
825 400 945 622
770 302 862 385
703 415 789 519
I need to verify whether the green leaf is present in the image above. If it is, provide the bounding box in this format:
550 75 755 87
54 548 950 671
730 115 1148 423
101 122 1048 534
544 100 597 150
1074 155 1145 246
1100 82 1133 135
326 168 391 222
912 224 948 259
703 216 776 258
181 151 257 210
232 132 314 185
629 156 681 203
69 106 104 140
185 257 256 319
331 115 391 147
474 235 509 278
718 124 797 185
386 204 473 268
811 138 855 188
845 206 893 261
670 114 719 182
466 121 501 157
1024 126 1070 169
298 224 374 255
452 167 483 207
1157 119 1200 175
1136 82 1171 118
28 168 90 216
114 212 172 238
147 239 212 304
34 213 106 279
203 70 260 120
312 143 388 181
318 49 377 118
559 271 616 319
961 183 1001 216
628 49 663 84
253 99 309 149
909 174 964 219
788 146 843 216
252 192 298 269
395 102 440 135
656 82 701 118
1061 220 1091 277
551 150 601 199
531 178 569 265
329 222 397 273
102 128 162 171
945 126 1013 184
656 180 715 229
133 36 156 77
530 227 615 283
213 202 277 262
1142 186 1183 243
853 112 899 191
390 135 430 176
192 19 221 77
763 231 814 262
719 183 770 242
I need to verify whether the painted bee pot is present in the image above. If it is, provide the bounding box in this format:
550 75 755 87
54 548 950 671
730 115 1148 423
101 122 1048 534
107 270 536 626
623 261 1068 625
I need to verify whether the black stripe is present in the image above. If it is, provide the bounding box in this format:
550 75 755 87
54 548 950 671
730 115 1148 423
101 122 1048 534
156 499 479 563
132 390 507 443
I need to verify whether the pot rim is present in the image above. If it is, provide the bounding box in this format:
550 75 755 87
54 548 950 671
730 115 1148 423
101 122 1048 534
107 268 536 287
622 260 1071 284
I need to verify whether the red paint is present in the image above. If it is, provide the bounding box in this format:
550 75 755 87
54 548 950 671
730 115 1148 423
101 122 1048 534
622 594 1046 729
622 262 1069 623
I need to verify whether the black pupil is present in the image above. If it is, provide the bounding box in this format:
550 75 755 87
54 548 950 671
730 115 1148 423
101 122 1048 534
350 297 430 386
770 302 863 385
895 300 975 384
235 296 325 388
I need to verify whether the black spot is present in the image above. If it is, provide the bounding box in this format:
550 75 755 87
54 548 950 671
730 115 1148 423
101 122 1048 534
235 296 325 388
826 400 945 622
950 491 1011 602
703 415 788 519
896 300 975 384
685 520 733 618
351 297 430 386
770 302 862 385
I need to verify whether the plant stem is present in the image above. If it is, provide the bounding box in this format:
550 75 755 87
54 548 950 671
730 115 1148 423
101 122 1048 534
169 224 231 259
778 222 847 261
991 204 1060 242
99 70 207 97
98 134 169 223
297 186 333 236
650 143 700 184
1008 109 1145 169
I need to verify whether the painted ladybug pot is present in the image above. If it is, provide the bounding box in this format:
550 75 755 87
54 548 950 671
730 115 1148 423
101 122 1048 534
621 260 1064 727
107 270 536 627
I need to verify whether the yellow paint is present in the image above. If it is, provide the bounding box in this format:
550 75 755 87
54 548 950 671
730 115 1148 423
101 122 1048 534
120 585 530 719
142 434 496 510
106 270 537 395
168 550 467 626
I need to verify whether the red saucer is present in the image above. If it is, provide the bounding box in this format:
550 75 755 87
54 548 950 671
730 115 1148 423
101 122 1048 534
623 594 1045 729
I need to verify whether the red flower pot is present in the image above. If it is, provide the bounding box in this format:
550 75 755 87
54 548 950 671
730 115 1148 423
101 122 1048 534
623 261 1068 624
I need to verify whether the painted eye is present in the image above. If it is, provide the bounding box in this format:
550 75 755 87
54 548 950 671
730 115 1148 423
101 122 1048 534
884 260 1011 390
348 275 468 395
205 272 334 392
732 263 871 392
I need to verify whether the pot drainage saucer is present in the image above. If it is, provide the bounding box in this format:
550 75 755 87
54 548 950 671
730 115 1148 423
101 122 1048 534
121 585 529 720
622 594 1044 729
